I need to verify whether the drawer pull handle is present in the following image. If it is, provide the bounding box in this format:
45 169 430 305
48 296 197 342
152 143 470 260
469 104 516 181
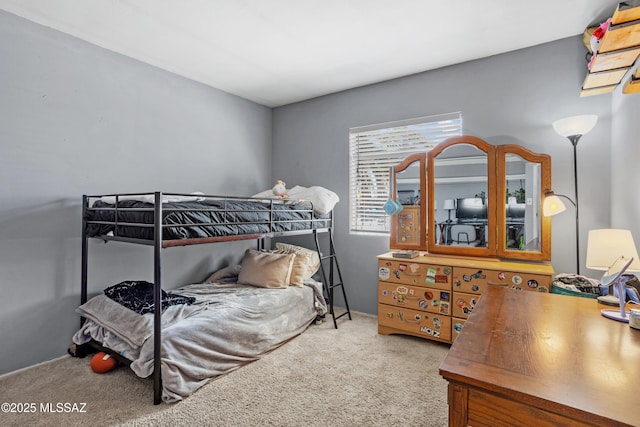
487 281 509 287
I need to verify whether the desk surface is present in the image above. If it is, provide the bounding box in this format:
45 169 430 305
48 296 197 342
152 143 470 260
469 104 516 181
439 287 640 426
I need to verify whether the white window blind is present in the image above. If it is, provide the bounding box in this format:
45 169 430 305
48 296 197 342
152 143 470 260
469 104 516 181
349 112 462 234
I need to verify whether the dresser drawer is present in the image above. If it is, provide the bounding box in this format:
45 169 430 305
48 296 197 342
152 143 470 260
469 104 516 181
452 267 552 293
518 274 552 293
378 259 451 291
452 317 467 341
452 292 481 319
452 267 508 294
378 304 452 342
378 282 451 315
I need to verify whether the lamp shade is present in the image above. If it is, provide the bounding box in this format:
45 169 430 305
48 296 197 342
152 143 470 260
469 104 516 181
585 229 640 271
443 199 455 210
543 194 567 216
552 115 597 138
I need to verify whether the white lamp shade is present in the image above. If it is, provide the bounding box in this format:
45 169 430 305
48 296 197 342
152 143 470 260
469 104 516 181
585 229 640 271
552 115 597 138
443 199 455 210
542 194 567 216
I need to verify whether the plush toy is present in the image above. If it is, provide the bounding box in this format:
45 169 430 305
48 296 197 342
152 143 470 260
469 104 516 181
90 352 118 374
590 18 611 53
588 18 612 70
272 180 288 199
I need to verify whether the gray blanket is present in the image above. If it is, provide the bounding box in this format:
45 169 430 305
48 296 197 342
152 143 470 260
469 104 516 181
73 279 326 402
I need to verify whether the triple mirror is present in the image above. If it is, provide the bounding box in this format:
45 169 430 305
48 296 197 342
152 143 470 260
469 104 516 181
389 135 551 261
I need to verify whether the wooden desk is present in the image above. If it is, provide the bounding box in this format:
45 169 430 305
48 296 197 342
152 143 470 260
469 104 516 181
439 287 640 427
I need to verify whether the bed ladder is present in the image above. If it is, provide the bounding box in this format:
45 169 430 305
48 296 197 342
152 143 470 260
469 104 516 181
314 230 351 328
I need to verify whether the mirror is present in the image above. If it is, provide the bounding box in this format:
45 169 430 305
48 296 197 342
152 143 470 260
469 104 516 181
497 145 551 261
389 153 427 250
427 136 496 257
391 136 552 261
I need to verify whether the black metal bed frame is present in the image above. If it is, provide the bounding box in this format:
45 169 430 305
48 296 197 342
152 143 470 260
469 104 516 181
79 191 350 404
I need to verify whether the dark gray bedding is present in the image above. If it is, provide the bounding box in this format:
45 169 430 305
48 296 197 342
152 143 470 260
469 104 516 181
73 280 326 402
85 198 330 241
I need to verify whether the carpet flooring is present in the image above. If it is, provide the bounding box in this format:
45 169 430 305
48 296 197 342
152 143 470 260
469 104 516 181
0 312 450 426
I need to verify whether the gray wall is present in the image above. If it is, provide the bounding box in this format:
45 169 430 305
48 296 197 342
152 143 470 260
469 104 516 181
2 9 632 375
611 80 640 238
272 36 612 316
0 11 271 374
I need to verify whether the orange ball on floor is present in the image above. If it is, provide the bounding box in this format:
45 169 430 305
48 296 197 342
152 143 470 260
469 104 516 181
90 352 117 373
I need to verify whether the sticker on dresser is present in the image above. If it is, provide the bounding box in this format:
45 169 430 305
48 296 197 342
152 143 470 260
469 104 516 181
379 282 451 315
453 292 480 318
378 260 451 290
378 306 452 341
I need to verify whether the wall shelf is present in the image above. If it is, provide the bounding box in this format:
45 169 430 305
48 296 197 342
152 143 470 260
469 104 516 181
581 0 640 96
623 66 640 93
582 67 629 89
589 46 639 72
580 84 617 97
599 20 640 53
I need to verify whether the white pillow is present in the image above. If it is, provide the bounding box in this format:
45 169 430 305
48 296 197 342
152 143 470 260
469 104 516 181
251 189 278 199
286 186 339 215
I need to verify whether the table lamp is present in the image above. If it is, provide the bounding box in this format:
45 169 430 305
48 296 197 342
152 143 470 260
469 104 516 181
443 199 455 223
585 229 640 322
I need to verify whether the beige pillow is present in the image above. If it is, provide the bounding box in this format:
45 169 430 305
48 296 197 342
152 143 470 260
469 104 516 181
270 249 309 287
237 249 294 289
273 242 321 283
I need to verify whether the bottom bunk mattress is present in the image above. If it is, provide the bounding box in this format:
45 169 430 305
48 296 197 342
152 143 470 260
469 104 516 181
72 280 327 403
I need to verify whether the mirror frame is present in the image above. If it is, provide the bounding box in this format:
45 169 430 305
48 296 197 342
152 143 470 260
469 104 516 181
389 153 427 250
427 135 497 258
496 144 551 261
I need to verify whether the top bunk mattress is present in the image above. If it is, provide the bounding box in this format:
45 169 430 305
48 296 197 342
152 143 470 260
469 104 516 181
84 195 331 242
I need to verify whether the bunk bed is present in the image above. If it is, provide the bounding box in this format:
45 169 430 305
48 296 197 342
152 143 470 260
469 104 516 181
73 191 351 404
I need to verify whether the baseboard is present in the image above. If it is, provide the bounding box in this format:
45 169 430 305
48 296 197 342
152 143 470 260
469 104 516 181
0 354 70 380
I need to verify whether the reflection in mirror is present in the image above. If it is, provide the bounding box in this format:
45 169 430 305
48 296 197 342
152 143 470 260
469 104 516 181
433 144 488 249
425 137 551 260
497 144 550 261
504 154 541 252
396 163 421 206
389 153 426 250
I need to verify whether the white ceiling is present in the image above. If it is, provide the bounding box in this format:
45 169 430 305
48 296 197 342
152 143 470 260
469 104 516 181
0 0 617 107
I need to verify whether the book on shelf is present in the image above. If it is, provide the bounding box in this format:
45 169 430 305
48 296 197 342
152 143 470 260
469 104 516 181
391 250 419 259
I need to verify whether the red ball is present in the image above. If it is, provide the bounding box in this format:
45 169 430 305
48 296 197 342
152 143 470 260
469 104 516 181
90 352 117 373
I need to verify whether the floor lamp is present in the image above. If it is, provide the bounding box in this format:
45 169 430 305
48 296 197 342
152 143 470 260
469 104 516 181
543 190 578 272
547 114 598 275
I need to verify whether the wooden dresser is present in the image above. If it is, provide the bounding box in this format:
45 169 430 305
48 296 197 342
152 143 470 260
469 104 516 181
377 252 554 344
439 286 639 427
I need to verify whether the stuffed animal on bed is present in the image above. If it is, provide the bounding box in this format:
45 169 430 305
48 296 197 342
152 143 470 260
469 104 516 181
272 180 289 199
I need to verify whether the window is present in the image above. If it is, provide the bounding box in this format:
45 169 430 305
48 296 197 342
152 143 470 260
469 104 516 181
349 112 462 234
